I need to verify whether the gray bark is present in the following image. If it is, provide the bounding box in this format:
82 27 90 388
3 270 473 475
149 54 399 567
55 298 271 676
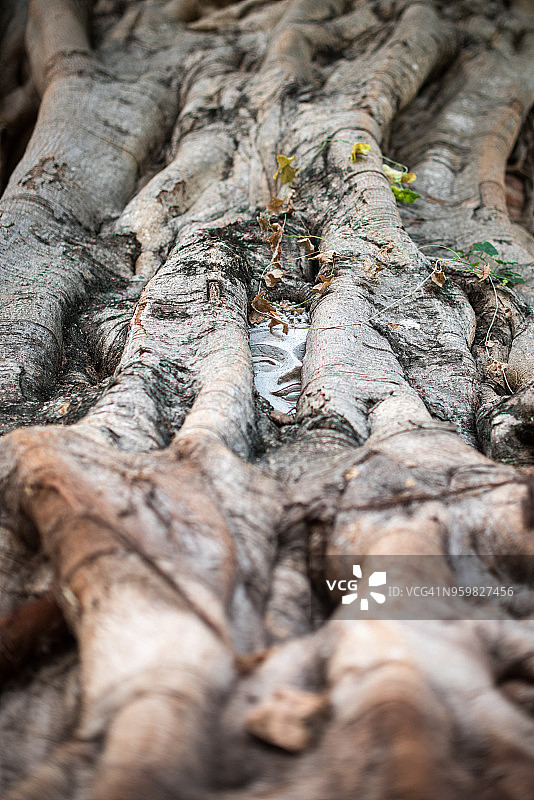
2 1 534 798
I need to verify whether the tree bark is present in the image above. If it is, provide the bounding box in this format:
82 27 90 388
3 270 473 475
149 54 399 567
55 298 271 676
2 1 534 798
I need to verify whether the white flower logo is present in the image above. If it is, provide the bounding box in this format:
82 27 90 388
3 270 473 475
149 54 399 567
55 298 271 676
341 564 387 611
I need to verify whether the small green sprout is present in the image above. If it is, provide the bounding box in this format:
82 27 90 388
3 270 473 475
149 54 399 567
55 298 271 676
350 142 370 161
273 155 298 185
383 158 420 203
391 185 420 204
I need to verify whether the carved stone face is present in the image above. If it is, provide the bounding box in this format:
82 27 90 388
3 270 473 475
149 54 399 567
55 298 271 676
250 317 308 414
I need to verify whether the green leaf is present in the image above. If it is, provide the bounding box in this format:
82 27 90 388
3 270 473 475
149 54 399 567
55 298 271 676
493 270 525 286
273 155 298 185
350 142 370 162
391 185 420 203
383 164 404 183
472 241 498 256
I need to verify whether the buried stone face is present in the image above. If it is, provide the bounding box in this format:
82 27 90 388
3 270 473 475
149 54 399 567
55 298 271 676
250 312 309 414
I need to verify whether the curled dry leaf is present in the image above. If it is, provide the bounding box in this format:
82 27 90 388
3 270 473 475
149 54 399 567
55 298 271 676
312 273 335 294
297 237 316 256
267 196 295 215
252 292 289 335
374 243 393 270
431 269 447 287
235 650 270 675
252 292 277 316
249 309 267 325
264 268 284 287
266 223 283 268
316 250 336 267
268 316 289 335
486 360 513 390
266 223 283 250
486 360 508 377
473 261 491 281
258 213 269 233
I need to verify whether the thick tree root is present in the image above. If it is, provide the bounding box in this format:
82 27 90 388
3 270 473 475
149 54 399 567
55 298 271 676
2 419 534 797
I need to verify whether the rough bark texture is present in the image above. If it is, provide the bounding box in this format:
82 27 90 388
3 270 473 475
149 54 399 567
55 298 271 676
2 0 534 798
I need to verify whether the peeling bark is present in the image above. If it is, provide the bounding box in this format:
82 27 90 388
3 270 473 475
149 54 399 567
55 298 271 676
2 1 534 798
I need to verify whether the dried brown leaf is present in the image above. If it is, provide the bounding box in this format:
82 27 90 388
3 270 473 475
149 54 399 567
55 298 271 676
376 243 394 264
317 250 336 267
252 292 277 316
267 196 284 213
258 213 269 233
266 223 283 249
312 273 335 294
297 237 316 256
486 359 508 379
486 359 514 391
431 269 447 287
378 242 394 253
268 316 289 335
249 310 267 325
266 196 294 215
473 262 490 281
252 292 289 335
270 246 282 265
264 268 284 287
